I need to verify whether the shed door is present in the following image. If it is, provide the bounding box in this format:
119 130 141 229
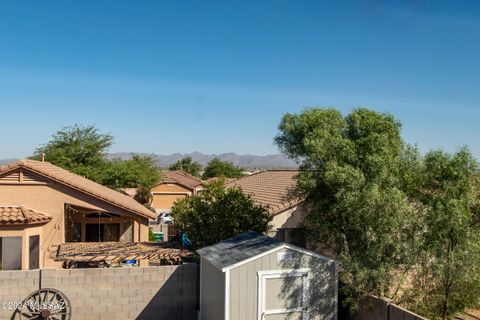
258 269 310 320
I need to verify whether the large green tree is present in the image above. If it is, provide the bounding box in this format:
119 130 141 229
32 125 160 204
32 124 112 180
403 148 480 319
171 179 272 249
169 156 202 177
275 108 418 306
202 157 244 179
99 155 160 190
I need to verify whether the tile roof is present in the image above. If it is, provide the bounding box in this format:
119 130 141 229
226 170 303 214
0 160 156 220
159 170 203 189
197 231 283 270
0 206 52 225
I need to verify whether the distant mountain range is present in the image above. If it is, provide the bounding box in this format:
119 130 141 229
0 153 297 170
107 152 298 170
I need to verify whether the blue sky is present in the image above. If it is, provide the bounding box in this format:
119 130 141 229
0 1 479 159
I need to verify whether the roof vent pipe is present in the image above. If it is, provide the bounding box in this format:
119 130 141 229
41 153 45 162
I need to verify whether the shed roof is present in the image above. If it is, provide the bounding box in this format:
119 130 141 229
197 231 283 270
0 160 156 220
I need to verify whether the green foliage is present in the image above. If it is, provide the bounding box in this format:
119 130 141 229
99 155 160 191
32 124 113 181
276 108 418 305
171 179 272 249
202 157 244 179
402 148 480 319
169 157 202 177
148 227 156 242
31 125 160 204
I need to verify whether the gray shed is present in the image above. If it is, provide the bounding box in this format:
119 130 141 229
197 231 339 320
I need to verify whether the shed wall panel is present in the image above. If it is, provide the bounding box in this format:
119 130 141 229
229 247 337 320
200 257 225 320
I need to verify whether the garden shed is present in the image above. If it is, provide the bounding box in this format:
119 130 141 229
197 231 339 320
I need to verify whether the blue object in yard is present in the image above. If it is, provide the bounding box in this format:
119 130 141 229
153 232 164 242
181 232 192 248
121 259 137 267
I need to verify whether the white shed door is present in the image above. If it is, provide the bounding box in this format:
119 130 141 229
258 269 310 320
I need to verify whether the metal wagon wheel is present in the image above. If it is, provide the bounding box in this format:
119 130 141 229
16 288 71 320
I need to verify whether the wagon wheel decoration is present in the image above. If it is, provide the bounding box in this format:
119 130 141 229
16 288 71 320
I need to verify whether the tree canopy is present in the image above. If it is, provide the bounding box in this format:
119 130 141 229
31 125 160 204
171 179 272 249
202 157 244 179
32 124 113 181
169 156 202 177
276 107 480 318
402 148 480 320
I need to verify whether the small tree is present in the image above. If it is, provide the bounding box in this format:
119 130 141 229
171 179 272 249
169 157 202 177
202 157 244 179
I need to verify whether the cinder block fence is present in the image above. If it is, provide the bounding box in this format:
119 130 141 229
0 263 198 320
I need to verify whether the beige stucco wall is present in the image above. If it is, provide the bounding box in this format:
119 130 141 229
0 168 149 269
271 203 307 231
151 183 192 210
229 247 337 320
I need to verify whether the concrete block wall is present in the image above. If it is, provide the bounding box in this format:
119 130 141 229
0 263 198 320
0 270 40 320
356 295 427 320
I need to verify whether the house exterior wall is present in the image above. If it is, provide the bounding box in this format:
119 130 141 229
0 169 149 269
270 203 306 230
229 247 337 320
200 257 225 320
151 183 192 210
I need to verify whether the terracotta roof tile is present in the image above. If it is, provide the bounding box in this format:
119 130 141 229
159 170 203 189
227 170 303 214
0 206 52 225
0 160 156 220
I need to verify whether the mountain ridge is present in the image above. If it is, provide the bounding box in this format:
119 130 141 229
1 152 297 169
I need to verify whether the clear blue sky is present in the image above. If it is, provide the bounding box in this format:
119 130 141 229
0 1 479 159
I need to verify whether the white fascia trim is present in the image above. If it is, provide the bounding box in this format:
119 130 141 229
225 268 230 320
221 243 339 272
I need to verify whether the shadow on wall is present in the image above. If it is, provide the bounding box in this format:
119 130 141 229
137 266 197 320
278 252 337 320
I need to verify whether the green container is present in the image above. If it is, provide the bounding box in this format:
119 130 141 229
153 232 164 242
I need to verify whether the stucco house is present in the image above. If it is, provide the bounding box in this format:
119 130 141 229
0 160 156 270
226 170 307 246
150 170 203 213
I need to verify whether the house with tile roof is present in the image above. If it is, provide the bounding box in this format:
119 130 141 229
226 170 308 246
150 170 204 213
0 160 156 270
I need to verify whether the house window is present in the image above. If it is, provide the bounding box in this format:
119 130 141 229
85 223 120 242
1 237 22 270
29 235 40 270
65 222 82 242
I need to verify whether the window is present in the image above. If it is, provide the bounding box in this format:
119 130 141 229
29 235 40 270
85 223 120 242
1 237 22 270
